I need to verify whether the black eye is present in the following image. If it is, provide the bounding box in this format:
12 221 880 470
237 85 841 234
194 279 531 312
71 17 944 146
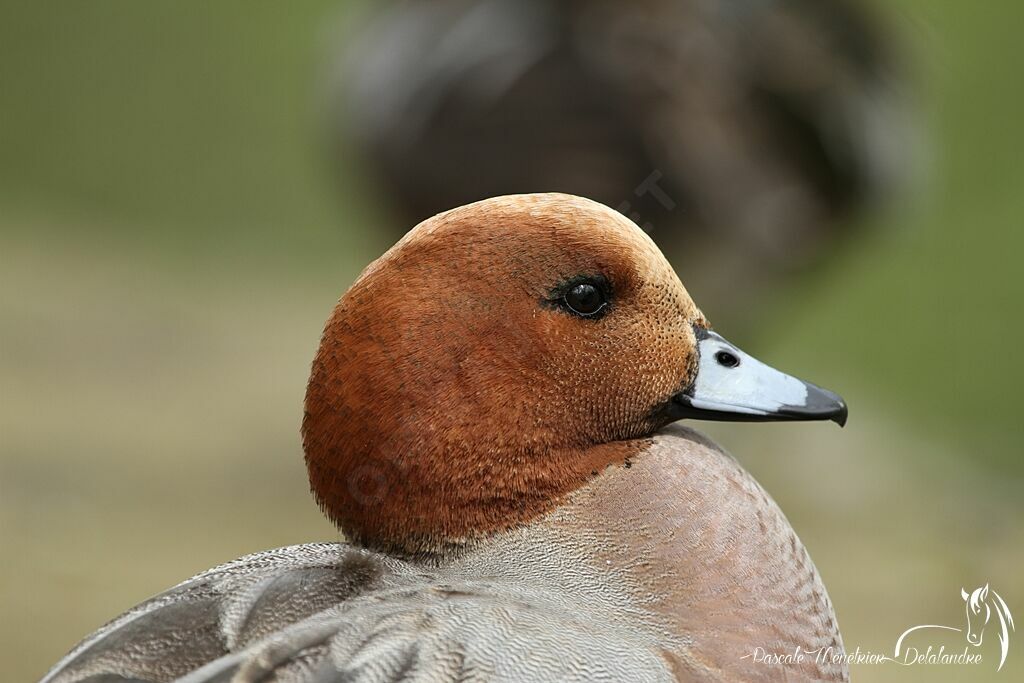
564 283 606 317
715 350 740 368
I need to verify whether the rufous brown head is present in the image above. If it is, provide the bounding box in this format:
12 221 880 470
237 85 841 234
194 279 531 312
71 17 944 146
302 193 845 555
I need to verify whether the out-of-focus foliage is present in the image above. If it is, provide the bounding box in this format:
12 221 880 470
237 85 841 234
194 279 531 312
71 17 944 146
0 2 1021 682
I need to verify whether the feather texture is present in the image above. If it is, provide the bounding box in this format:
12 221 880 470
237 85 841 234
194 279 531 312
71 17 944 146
42 428 846 682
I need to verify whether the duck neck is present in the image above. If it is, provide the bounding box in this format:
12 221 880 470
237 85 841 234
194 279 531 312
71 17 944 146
304 419 646 557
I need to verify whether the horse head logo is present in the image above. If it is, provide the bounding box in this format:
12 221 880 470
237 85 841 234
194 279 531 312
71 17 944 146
896 584 1015 671
961 584 1014 668
963 584 991 645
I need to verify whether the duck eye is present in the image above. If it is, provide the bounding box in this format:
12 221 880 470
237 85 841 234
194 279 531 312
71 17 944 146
715 350 740 368
564 283 606 317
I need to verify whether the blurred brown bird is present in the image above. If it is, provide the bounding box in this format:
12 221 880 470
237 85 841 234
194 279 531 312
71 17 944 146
332 0 911 325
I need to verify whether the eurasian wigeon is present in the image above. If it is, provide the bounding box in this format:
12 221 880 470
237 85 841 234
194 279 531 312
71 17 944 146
42 193 849 682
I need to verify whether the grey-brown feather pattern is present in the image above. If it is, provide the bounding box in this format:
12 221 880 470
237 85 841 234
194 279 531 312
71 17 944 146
42 428 845 682
42 544 674 683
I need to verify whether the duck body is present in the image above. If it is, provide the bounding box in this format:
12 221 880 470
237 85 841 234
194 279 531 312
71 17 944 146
42 194 849 682
42 427 844 682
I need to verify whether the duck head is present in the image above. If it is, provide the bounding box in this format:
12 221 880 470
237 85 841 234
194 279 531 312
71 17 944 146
303 193 846 555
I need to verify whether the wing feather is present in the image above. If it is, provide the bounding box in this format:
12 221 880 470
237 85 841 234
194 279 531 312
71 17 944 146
42 543 672 683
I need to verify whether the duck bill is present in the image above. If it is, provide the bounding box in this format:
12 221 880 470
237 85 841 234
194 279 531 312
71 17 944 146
671 329 848 427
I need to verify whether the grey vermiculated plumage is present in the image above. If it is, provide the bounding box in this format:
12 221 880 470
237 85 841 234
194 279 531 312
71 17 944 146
42 547 676 682
41 427 847 682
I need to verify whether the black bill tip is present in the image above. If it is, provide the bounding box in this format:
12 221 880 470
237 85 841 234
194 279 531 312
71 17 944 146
833 399 849 427
779 382 848 427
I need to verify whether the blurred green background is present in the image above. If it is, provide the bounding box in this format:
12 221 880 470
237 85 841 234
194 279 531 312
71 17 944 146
1 1 1021 681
